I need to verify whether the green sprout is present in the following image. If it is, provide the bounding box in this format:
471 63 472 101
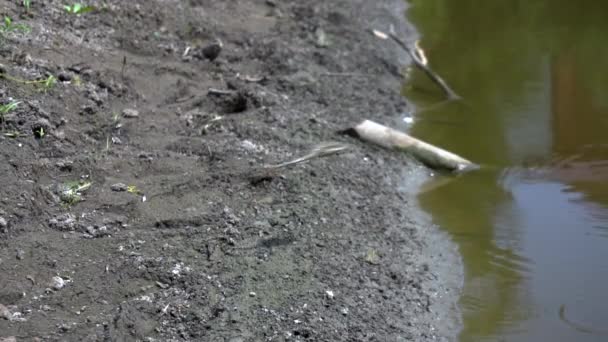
58 181 92 206
72 74 82 87
0 101 20 123
38 74 57 92
0 16 31 34
34 126 45 138
126 185 141 194
63 3 95 15
0 72 56 92
365 248 380 265
23 0 32 12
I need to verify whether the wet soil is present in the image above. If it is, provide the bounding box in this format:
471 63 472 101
0 0 461 341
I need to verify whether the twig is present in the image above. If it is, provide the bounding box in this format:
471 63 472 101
389 32 460 100
121 56 127 79
265 142 349 169
373 28 461 100
319 72 372 78
207 88 236 96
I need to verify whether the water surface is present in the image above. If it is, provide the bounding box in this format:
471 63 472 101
405 1 608 341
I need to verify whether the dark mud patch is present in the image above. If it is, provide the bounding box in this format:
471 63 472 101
1 0 461 341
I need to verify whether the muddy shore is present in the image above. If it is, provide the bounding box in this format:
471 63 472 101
0 0 461 341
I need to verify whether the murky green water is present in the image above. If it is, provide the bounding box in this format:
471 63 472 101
404 1 608 341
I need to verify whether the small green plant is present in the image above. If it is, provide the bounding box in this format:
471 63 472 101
58 181 92 206
34 126 45 138
0 101 20 122
0 72 56 92
0 16 31 34
23 0 32 13
126 185 141 195
72 74 82 87
63 3 95 15
37 74 57 92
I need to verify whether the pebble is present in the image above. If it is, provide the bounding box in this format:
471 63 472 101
48 214 77 231
0 217 7 228
15 249 25 260
0 337 17 342
50 276 65 290
122 108 139 118
0 304 10 320
110 183 128 192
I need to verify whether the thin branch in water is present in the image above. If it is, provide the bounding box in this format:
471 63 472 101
372 28 461 100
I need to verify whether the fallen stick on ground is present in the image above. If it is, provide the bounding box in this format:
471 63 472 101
372 29 461 100
265 142 349 169
247 142 350 185
349 120 475 172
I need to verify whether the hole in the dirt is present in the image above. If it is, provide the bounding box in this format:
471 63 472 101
293 330 311 338
221 92 248 114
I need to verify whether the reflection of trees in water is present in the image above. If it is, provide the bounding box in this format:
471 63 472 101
551 51 608 205
406 0 608 341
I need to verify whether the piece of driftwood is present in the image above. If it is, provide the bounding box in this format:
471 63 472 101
372 29 460 100
350 120 475 172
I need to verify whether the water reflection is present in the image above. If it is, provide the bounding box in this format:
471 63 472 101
405 1 608 341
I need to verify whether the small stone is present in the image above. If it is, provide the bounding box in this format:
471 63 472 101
0 304 10 320
48 213 77 231
110 183 128 192
341 307 349 315
122 109 139 118
0 217 7 228
228 338 245 342
249 292 256 297
85 226 96 236
325 290 334 299
15 249 25 260
50 276 65 290
0 337 17 342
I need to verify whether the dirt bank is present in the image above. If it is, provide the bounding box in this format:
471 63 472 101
0 0 461 340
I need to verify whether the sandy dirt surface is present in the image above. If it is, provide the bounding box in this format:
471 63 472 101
0 0 461 341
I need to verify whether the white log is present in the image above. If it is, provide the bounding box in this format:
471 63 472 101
353 120 475 172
